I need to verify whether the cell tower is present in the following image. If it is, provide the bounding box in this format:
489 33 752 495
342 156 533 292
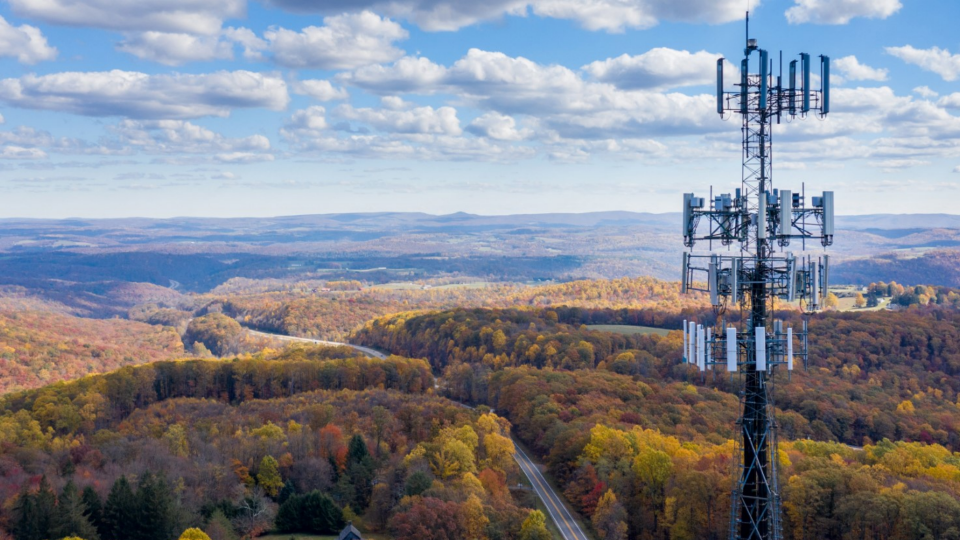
679 13 834 540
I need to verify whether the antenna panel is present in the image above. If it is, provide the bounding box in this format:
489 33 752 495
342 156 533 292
759 49 769 110
709 255 719 305
789 60 797 115
755 327 766 371
801 53 811 113
779 190 791 236
740 58 749 114
717 59 725 115
822 191 834 237
787 327 794 371
727 327 738 372
758 191 767 240
821 55 830 114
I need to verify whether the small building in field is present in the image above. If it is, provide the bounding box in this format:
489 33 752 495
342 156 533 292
338 522 362 540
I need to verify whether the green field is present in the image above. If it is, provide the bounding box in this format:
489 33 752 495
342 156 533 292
586 324 671 336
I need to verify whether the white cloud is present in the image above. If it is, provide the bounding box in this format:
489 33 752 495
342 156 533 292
0 15 57 64
467 112 532 140
0 70 289 119
914 86 939 99
293 79 349 101
940 94 960 110
265 0 527 32
786 0 901 25
118 32 234 65
7 0 244 35
215 152 274 163
583 48 726 90
0 145 46 159
872 159 929 169
266 0 748 33
283 106 330 136
111 120 271 155
263 12 407 69
342 56 448 93
531 0 748 32
343 49 720 139
335 99 462 135
953 166 960 173
887 46 960 81
833 55 888 81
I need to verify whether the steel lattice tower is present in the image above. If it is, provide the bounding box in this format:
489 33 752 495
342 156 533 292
679 13 834 540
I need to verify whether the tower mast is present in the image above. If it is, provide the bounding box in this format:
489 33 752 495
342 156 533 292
680 13 834 540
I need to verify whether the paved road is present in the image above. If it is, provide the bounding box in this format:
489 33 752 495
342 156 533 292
252 330 587 539
513 443 591 540
246 329 388 359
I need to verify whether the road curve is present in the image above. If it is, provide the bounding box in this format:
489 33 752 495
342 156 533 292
246 329 388 360
514 442 591 540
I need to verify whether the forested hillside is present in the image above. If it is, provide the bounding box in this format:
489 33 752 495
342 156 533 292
220 276 707 340
0 347 548 540
353 306 960 539
0 311 184 394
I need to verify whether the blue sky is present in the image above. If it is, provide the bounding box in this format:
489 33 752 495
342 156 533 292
0 0 957 218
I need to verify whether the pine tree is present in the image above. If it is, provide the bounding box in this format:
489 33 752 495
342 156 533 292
81 486 104 533
54 481 100 540
102 476 138 540
13 486 40 540
34 476 57 540
136 472 176 540
277 479 296 505
346 435 375 510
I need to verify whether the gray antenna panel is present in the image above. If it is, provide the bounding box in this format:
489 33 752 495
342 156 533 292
727 327 738 372
756 327 767 371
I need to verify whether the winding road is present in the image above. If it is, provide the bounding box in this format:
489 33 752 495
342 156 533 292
246 329 387 359
249 328 590 540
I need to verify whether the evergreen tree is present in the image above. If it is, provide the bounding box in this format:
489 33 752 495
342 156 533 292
277 480 296 505
13 486 40 540
136 472 176 540
102 476 138 540
81 486 104 533
301 491 345 534
54 481 100 540
345 435 375 510
34 476 57 540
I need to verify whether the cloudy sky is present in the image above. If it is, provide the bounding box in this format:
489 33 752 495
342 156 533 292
0 0 956 218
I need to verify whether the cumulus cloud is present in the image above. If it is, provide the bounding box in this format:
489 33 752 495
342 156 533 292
342 49 720 139
786 0 901 25
887 46 960 81
583 48 727 90
467 112 532 140
914 86 939 99
111 120 271 156
833 55 888 81
0 70 289 119
263 12 407 69
335 99 462 135
939 94 960 110
531 0 748 32
954 165 960 173
8 0 244 34
293 79 349 101
283 106 330 137
0 15 57 64
265 0 749 33
118 32 234 65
